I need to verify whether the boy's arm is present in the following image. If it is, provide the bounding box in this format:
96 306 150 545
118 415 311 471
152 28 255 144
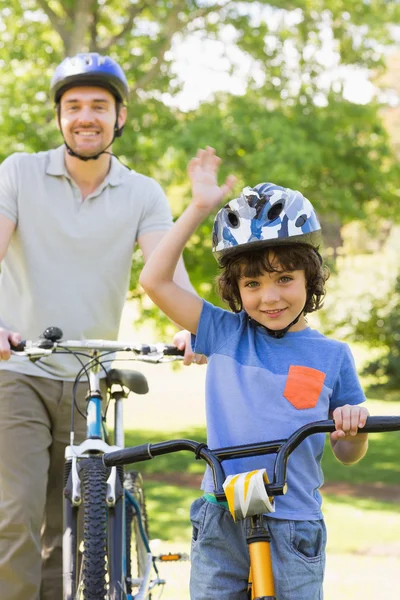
139 147 236 335
139 230 204 364
329 404 369 465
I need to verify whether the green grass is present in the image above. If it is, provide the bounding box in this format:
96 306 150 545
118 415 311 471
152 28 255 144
322 397 400 487
124 426 207 476
124 425 400 486
322 430 400 486
123 399 400 487
122 398 400 599
324 494 400 554
121 398 400 557
144 481 199 541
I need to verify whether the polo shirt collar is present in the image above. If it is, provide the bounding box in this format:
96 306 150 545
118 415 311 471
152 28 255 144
46 144 124 186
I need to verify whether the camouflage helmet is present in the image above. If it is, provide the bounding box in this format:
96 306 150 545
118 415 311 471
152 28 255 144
212 182 322 262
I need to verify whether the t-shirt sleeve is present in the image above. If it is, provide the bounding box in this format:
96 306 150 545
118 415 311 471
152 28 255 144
192 300 242 357
329 343 366 411
136 178 173 237
0 154 19 224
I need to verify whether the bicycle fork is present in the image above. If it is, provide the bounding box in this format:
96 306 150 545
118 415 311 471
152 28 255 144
223 469 276 600
247 515 275 600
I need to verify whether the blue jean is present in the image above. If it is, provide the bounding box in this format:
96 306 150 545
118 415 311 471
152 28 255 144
190 496 326 600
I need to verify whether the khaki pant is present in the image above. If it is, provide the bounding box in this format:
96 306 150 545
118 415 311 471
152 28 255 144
0 371 90 600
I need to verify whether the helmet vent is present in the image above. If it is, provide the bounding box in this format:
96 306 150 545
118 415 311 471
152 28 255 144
295 214 307 227
267 202 284 221
227 212 240 228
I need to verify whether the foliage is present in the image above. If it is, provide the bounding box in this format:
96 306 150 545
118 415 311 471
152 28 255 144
0 0 398 163
0 1 399 341
351 274 400 388
316 224 400 389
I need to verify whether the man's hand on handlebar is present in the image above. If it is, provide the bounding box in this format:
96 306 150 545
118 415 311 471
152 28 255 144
0 328 22 361
173 329 207 366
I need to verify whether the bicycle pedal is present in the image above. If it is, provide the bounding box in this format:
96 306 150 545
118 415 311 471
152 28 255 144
156 552 190 562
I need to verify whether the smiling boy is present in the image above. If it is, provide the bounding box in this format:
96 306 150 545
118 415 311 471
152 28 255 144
139 147 369 599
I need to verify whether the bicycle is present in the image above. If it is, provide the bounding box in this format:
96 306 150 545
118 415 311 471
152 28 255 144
11 325 186 600
103 415 400 599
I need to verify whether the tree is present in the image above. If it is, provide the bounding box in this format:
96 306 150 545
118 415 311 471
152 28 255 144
351 273 400 389
0 1 398 326
1 1 399 161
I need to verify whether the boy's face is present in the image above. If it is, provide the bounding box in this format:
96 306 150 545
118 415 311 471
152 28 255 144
237 252 308 333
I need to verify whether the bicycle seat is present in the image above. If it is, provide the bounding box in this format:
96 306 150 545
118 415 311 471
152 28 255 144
106 368 149 395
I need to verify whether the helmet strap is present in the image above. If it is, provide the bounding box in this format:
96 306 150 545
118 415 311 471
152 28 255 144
248 306 306 339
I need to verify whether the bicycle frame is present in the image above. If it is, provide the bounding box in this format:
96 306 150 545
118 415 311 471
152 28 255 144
12 331 183 600
63 351 131 600
62 349 169 600
103 415 400 600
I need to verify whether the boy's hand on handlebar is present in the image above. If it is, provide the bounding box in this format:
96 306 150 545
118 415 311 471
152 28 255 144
331 404 369 441
0 328 22 360
173 330 207 366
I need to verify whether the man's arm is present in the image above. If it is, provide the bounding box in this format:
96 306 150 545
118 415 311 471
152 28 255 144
0 214 15 262
0 214 22 359
138 230 195 293
138 229 202 364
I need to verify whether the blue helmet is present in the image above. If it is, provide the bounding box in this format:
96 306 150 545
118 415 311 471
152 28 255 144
212 182 322 262
50 52 129 104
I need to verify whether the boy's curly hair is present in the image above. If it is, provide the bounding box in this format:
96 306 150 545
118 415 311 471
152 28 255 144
216 244 329 315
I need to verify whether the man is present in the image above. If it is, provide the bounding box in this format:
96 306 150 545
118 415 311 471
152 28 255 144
0 52 200 600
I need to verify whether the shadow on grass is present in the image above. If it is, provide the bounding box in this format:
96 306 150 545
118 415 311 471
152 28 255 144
124 428 400 545
124 425 400 487
143 480 198 542
323 492 400 513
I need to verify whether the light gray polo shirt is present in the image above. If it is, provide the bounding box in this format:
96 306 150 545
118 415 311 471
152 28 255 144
0 145 173 379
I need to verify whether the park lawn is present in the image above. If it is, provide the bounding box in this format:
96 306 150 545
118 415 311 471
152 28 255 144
124 398 400 486
123 397 400 599
140 479 400 548
322 396 400 486
123 398 400 545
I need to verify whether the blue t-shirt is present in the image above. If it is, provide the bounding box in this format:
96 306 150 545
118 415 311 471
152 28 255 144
193 301 366 520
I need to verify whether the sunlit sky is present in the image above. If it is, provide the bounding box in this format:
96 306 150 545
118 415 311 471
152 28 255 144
160 15 399 112
163 35 376 111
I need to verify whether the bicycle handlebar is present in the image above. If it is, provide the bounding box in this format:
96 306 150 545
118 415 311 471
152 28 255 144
103 416 400 499
10 329 184 360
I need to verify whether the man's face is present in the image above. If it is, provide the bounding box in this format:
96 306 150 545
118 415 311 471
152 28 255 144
57 86 127 158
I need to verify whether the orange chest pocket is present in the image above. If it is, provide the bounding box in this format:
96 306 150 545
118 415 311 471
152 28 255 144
283 365 326 410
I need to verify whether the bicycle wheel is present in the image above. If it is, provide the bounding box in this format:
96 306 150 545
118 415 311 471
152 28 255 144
80 457 109 599
124 471 152 598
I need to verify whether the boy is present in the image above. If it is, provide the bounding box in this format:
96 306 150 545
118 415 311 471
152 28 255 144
139 147 369 599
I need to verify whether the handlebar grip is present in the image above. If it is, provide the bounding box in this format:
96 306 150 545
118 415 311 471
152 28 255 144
10 340 26 352
103 444 153 467
162 345 185 356
362 415 400 432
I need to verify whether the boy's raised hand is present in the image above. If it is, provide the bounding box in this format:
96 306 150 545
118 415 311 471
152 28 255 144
188 147 236 211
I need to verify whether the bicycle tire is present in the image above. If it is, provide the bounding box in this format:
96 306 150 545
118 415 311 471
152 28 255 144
80 457 108 599
124 471 152 598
